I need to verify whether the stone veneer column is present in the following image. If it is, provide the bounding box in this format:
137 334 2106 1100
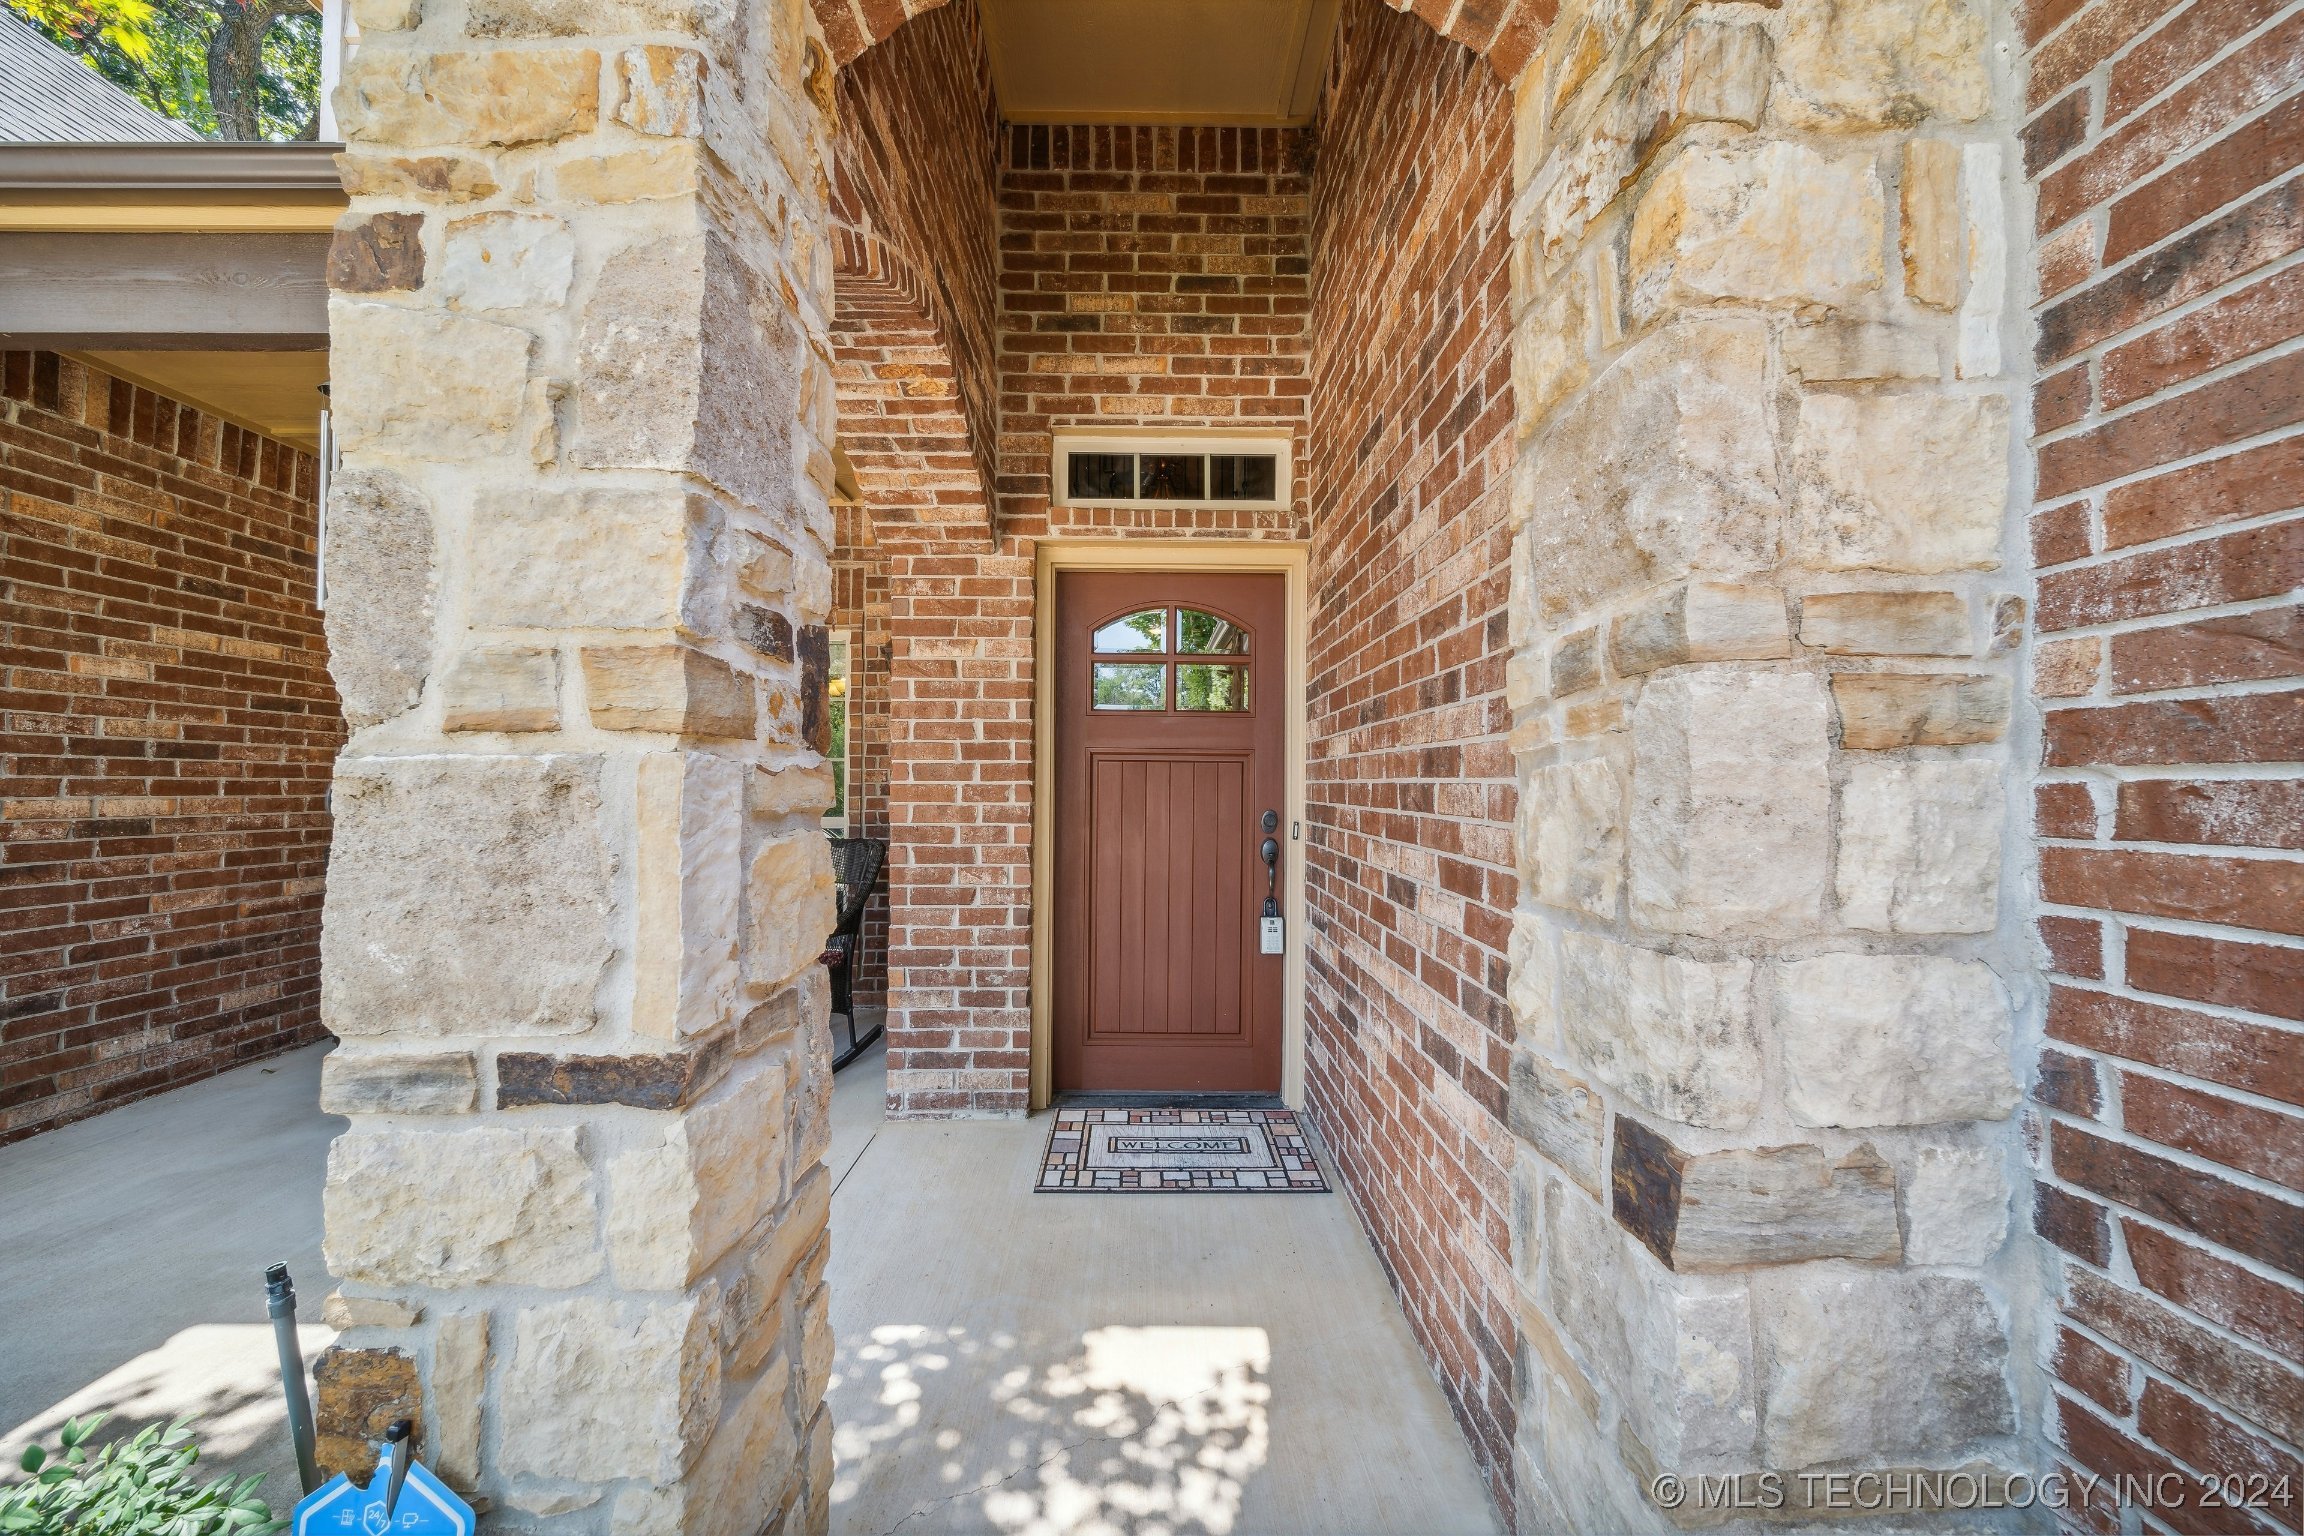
1501 0 2032 1526
313 0 842 1529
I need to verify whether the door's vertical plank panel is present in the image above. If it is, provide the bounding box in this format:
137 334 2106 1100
1216 759 1244 1037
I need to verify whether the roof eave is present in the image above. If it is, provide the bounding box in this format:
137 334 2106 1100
0 141 348 192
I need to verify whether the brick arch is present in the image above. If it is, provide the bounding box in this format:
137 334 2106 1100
812 0 1553 80
829 227 996 552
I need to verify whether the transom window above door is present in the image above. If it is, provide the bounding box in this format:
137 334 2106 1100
1089 606 1251 712
1054 433 1291 511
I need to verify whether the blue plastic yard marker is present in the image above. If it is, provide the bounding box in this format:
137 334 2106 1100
292 1446 473 1536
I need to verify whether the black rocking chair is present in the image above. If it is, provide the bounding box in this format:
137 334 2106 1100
821 835 887 1071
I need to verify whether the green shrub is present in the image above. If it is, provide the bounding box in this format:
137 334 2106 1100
1 1416 282 1536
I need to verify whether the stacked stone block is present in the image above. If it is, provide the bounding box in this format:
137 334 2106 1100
1500 0 2031 1524
315 0 841 1527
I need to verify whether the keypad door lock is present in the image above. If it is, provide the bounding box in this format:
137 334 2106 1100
1258 809 1284 955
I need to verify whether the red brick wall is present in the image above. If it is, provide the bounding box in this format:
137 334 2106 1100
1304 0 1520 1504
996 120 1314 537
832 500 891 1008
835 31 1319 1113
2021 0 2304 1517
1 352 337 1143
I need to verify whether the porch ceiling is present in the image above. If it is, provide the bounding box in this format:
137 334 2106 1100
980 0 1343 125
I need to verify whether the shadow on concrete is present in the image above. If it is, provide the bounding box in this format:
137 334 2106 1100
832 1322 1270 1535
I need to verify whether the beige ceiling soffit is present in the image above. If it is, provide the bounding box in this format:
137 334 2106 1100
982 0 1344 127
70 349 328 451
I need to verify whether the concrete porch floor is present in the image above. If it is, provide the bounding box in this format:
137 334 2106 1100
1 1025 1500 1535
825 1022 1500 1536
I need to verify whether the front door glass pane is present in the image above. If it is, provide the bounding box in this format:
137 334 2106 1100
1175 608 1249 655
1092 663 1166 710
1093 609 1166 653
1176 664 1248 712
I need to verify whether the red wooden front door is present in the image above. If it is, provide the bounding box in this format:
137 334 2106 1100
1053 570 1287 1094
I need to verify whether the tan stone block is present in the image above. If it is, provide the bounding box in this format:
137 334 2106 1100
1836 758 2002 932
1760 1275 2012 1470
748 762 833 820
1560 929 1761 1131
321 1291 423 1329
1549 627 1603 696
349 0 420 30
440 645 559 733
431 1311 486 1489
1542 1179 1759 1465
633 752 745 1040
607 1049 790 1288
468 486 707 633
329 300 531 461
322 756 613 1037
1791 392 2009 573
439 211 574 312
2033 635 2099 696
500 1295 720 1484
335 151 500 202
1628 140 1883 320
340 48 601 148
1776 955 2018 1127
1799 590 1970 655
548 141 700 204
1902 1144 2010 1265
322 467 434 729
1832 671 2009 747
319 1049 478 1114
1611 1118 1902 1270
1629 668 1832 938
1782 321 1939 382
1510 1052 1607 1197
1609 581 1790 675
1628 15 1773 163
466 0 727 34
1565 695 1626 736
572 231 801 519
744 830 836 993
608 1355 798 1536
1514 270 1590 433
1902 140 1965 309
1526 757 1624 918
1521 318 1781 627
584 645 756 737
616 45 705 137
1771 0 1990 131
324 1126 601 1287
729 1167 829 1375
1508 913 1558 1047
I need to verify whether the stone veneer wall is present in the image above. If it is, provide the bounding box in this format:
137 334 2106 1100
310 0 843 1526
1301 0 1522 1504
1499 0 2038 1523
0 352 337 1144
2019 0 2304 1518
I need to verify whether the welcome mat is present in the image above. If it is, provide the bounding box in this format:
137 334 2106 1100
1036 1108 1330 1192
